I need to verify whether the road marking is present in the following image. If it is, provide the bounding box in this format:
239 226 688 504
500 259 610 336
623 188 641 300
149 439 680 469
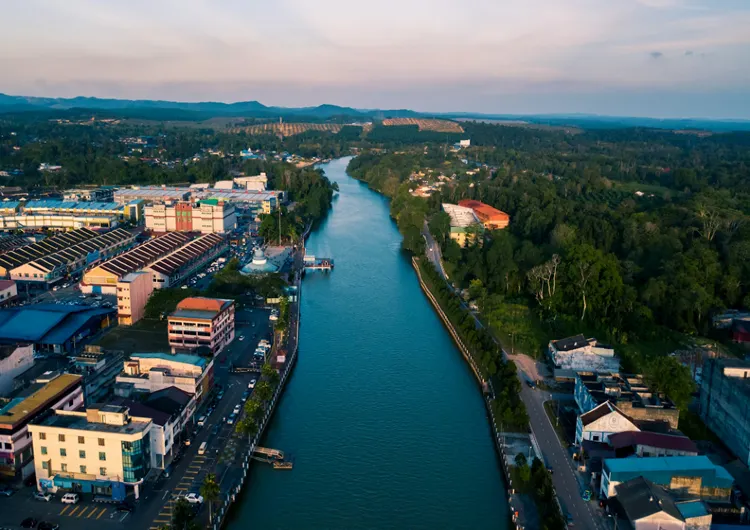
89 507 103 518
154 518 171 524
60 505 71 515
96 507 107 519
78 506 92 518
162 490 170 500
68 506 80 516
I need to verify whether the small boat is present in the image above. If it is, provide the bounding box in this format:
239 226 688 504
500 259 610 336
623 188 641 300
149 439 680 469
273 461 293 470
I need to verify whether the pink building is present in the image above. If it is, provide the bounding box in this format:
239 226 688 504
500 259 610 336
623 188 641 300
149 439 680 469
168 297 235 355
117 272 154 326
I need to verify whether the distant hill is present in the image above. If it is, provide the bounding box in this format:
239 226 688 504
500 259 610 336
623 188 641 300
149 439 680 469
1 92 748 131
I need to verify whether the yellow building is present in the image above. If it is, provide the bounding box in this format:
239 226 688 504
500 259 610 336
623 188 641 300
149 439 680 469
116 272 154 326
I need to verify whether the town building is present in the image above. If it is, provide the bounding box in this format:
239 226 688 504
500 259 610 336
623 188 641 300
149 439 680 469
575 372 679 430
0 228 100 278
732 319 750 344
0 373 83 481
699 358 750 466
144 233 227 289
113 187 191 205
0 344 34 395
144 200 237 234
600 456 733 502
72 347 125 405
63 187 116 202
233 173 267 191
114 186 280 216
457 199 510 230
116 272 154 326
0 234 32 255
575 401 640 446
607 431 699 458
81 232 190 294
0 213 120 231
0 304 116 354
115 352 214 403
8 228 136 290
21 200 123 218
548 334 620 377
29 405 152 499
0 280 17 306
613 477 712 530
168 297 235 355
442 203 484 247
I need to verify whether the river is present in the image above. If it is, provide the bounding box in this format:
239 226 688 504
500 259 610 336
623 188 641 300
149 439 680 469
227 157 508 529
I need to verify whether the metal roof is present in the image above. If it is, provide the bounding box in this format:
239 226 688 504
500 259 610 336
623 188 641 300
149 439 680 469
131 352 207 368
0 228 98 270
0 374 82 428
0 303 115 343
96 232 190 277
146 233 224 277
19 228 134 273
23 200 122 212
604 456 734 489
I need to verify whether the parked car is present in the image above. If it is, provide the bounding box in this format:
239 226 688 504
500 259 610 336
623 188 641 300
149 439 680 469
233 404 241 414
227 414 236 425
38 522 59 530
248 379 256 389
0 486 15 497
184 493 203 504
61 493 80 504
115 502 135 513
21 518 38 528
33 491 51 502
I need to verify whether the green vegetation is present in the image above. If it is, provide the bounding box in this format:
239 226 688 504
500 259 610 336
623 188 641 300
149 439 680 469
200 473 221 525
144 288 201 320
208 258 286 298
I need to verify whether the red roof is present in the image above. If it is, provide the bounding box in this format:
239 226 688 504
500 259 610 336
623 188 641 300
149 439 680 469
0 280 15 291
458 199 509 222
176 297 231 313
608 431 699 453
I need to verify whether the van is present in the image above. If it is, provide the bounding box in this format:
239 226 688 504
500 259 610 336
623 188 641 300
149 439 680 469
197 415 206 427
198 442 207 455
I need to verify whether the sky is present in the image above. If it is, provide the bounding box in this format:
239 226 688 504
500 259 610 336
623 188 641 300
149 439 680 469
1 0 749 118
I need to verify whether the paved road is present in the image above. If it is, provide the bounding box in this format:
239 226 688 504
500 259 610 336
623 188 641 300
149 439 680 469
417 226 607 530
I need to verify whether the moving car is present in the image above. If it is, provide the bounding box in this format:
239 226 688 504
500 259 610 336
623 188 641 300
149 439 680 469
38 522 60 530
227 413 236 425
61 493 80 504
184 493 203 504
0 486 15 497
248 379 256 389
238 335 245 341
33 491 51 502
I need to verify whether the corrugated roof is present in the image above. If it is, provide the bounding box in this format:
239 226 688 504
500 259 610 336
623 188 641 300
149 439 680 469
676 500 710 519
176 297 231 313
0 374 82 428
0 304 114 343
604 456 734 488
146 233 224 276
458 199 510 221
0 228 97 271
608 431 699 453
615 477 683 522
94 232 190 278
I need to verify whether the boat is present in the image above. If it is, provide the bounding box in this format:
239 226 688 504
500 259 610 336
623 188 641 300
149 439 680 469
273 461 293 470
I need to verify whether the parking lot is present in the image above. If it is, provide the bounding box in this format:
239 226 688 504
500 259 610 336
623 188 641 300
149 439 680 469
0 492 133 529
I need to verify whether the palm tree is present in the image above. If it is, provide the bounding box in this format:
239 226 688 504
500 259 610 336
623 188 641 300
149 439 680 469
261 363 280 387
200 473 221 525
236 416 258 440
254 381 273 403
243 398 263 421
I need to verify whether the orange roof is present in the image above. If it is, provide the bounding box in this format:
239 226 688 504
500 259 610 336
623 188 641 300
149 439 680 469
176 297 232 313
458 199 509 221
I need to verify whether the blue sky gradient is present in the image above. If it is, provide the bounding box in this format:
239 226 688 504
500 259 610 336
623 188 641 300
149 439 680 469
1 0 749 117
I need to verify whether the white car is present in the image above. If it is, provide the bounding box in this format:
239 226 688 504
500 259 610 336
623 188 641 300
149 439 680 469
61 493 80 504
238 336 244 341
33 491 52 502
248 379 256 389
233 405 241 414
184 493 203 504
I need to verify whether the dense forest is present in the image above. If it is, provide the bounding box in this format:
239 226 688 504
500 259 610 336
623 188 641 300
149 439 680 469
347 126 750 375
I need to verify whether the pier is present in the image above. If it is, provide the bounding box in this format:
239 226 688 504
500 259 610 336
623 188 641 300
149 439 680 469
303 252 334 271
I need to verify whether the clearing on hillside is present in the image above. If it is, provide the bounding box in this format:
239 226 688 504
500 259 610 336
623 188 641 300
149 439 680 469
230 123 344 136
381 118 464 133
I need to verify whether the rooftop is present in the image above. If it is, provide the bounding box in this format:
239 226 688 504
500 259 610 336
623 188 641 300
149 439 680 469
0 303 115 344
676 500 711 519
615 477 683 522
608 431 699 453
34 410 151 435
176 297 232 313
93 232 190 278
604 456 733 488
457 199 510 221
23 200 122 212
577 372 675 410
442 203 480 228
0 228 98 271
146 233 225 277
0 374 82 428
131 352 207 368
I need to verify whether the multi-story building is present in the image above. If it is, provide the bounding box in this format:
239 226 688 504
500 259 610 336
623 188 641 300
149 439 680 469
63 187 117 203
457 199 510 230
81 232 189 294
0 213 120 231
113 187 191 205
0 280 17 306
548 334 620 377
0 344 34 395
144 233 227 289
699 358 750 466
144 200 237 234
8 228 136 290
29 405 152 499
168 297 235 355
0 373 83 481
115 352 214 403
72 347 125 405
114 186 281 216
575 372 679 430
600 456 733 502
442 203 484 247
116 272 154 326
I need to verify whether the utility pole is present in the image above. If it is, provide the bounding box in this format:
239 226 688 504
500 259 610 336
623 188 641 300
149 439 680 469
278 206 281 246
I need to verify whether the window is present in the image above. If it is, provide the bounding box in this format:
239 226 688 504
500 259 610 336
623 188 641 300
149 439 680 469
99 467 106 476
69 399 74 407
78 436 85 444
80 465 87 474
42 462 49 470
79 450 86 459
98 438 105 446
3 442 10 450
39 433 46 441
60 463 67 472
40 447 47 455
58 434 65 442
60 448 67 457
99 452 106 461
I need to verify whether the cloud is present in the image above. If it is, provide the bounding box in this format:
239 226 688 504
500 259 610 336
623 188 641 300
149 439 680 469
650 51 665 58
685 50 694 55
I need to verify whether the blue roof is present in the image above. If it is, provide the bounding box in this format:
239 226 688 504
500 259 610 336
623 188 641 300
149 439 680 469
0 201 20 209
23 200 122 211
132 352 207 368
0 304 115 344
604 456 733 489
677 500 710 519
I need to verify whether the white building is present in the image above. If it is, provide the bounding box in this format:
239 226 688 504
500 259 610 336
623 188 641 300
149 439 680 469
549 334 620 378
115 352 213 403
144 200 237 234
575 401 639 446
0 344 34 395
233 173 267 191
0 279 18 305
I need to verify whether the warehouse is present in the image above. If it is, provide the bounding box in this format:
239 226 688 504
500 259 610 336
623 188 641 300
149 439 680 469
81 232 190 294
0 228 99 277
113 187 191 205
0 213 119 230
21 200 124 217
9 228 136 289
0 304 116 353
145 233 227 289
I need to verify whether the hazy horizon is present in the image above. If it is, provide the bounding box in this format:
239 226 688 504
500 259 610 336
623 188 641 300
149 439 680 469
2 0 749 119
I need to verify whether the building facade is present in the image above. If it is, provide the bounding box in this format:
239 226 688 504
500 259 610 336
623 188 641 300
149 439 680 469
144 200 237 234
29 405 152 500
0 373 83 481
0 344 34 395
116 272 154 326
115 352 214 403
442 203 483 247
144 233 227 289
699 358 750 467
168 297 235 355
0 280 17 306
575 402 640 446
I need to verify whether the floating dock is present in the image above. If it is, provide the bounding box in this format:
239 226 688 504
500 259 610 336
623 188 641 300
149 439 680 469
253 447 293 469
303 253 334 271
